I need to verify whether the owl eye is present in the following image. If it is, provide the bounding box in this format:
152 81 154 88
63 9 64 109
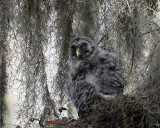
80 43 87 49
80 43 89 54
71 45 76 56
80 43 88 52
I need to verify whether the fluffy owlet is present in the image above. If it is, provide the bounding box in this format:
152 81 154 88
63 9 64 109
67 36 125 117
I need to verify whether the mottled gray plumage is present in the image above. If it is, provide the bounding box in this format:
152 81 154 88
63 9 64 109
68 36 125 116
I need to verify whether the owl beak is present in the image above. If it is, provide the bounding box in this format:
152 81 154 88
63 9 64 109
76 49 81 57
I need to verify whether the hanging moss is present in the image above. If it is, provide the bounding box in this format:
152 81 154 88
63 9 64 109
17 0 59 127
145 0 157 15
72 0 98 39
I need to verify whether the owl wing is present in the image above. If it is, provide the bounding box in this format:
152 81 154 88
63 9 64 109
68 79 95 116
95 52 125 96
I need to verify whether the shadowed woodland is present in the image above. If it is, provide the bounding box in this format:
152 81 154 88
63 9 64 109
0 0 160 128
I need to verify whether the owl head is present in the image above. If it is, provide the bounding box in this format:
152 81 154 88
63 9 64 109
70 36 97 61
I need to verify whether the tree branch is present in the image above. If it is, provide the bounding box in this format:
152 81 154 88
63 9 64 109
98 35 108 45
138 28 160 37
141 39 160 77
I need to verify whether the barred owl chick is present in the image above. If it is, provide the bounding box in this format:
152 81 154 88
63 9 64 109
67 36 125 116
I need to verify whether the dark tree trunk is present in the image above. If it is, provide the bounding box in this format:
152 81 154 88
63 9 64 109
54 0 73 105
0 1 8 127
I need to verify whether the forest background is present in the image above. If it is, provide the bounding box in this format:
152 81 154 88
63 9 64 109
0 0 160 127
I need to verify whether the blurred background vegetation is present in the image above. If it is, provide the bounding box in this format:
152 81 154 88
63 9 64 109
0 0 160 127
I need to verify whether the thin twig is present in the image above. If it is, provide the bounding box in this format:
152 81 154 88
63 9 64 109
138 28 160 37
98 26 112 45
126 0 132 14
98 35 108 45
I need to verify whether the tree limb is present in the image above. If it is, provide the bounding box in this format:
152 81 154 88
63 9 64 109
138 28 160 37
